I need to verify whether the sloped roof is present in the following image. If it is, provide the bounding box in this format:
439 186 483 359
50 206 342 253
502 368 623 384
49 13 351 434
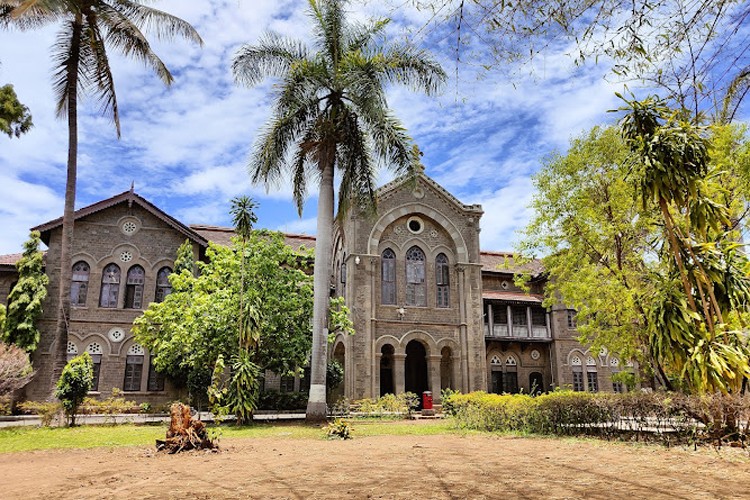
480 251 544 275
376 170 483 214
32 189 209 248
0 253 22 266
190 225 316 252
482 291 543 303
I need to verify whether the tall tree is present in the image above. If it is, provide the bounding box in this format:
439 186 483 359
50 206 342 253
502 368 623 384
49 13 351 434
232 0 445 420
3 231 48 352
1 0 202 390
0 83 32 138
409 0 750 120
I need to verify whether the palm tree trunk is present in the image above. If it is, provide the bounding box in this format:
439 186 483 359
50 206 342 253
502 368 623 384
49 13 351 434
50 17 82 395
306 160 335 421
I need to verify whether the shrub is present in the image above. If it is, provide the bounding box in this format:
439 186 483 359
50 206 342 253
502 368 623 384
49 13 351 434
257 390 308 411
0 341 34 396
447 390 750 446
79 388 138 423
325 418 353 440
55 352 94 426
18 400 62 427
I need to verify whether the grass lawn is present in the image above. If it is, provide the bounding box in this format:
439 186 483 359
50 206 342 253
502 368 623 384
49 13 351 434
0 418 460 453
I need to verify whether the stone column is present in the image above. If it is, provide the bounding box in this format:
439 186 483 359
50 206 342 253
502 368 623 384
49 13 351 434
374 352 382 398
452 355 462 392
506 305 512 337
428 354 443 403
394 353 406 395
457 265 469 391
526 306 533 337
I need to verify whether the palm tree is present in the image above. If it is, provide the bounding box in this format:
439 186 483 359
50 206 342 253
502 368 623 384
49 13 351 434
232 0 445 420
1 0 202 390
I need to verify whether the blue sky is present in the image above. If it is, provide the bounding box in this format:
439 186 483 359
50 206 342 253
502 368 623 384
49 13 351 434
0 0 710 255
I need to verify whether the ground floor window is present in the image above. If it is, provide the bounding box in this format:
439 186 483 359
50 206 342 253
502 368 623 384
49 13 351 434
280 374 295 392
147 355 165 392
573 367 584 391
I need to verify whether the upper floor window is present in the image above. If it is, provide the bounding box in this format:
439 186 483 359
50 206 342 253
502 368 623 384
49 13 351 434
567 310 577 329
99 263 121 308
124 265 145 309
71 261 90 307
381 248 396 305
405 246 426 306
436 253 450 308
155 267 172 303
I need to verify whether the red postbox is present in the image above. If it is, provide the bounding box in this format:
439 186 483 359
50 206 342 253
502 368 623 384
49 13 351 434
422 391 433 410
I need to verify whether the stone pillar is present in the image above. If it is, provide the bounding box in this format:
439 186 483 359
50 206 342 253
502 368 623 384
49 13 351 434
457 265 469 391
452 355 462 392
506 305 512 337
428 354 443 403
546 312 551 338
526 306 533 337
374 352 382 398
487 302 493 337
394 353 406 395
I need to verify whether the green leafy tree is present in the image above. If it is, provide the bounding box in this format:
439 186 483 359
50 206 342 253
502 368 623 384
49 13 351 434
133 232 316 413
517 127 659 376
411 1 749 119
3 231 48 352
55 352 93 426
1 0 203 392
618 96 750 394
0 83 32 138
232 0 445 420
173 239 195 276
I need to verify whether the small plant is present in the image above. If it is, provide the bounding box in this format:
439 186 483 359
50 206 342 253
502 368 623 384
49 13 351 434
325 418 353 440
139 402 152 414
55 352 94 426
18 400 62 426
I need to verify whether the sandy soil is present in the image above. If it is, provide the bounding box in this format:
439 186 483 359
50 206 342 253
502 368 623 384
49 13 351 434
2 429 749 499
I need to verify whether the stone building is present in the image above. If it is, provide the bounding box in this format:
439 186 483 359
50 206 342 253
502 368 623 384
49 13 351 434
0 173 634 405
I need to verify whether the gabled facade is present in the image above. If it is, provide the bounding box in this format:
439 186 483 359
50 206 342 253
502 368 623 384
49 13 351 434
1 176 636 405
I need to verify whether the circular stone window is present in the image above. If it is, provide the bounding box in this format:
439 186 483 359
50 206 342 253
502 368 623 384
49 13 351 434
120 251 133 263
530 349 541 360
407 216 424 234
108 327 125 343
119 217 141 236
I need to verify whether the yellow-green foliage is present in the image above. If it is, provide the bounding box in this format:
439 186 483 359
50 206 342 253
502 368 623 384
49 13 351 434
444 390 750 443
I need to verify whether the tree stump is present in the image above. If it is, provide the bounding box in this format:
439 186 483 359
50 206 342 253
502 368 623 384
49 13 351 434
156 402 217 453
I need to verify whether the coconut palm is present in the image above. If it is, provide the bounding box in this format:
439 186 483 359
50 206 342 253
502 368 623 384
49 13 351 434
232 0 445 420
1 0 202 389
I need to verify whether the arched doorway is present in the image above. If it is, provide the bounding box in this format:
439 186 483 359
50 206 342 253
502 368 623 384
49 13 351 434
331 342 346 401
440 346 453 390
405 340 428 404
380 344 395 396
529 372 544 395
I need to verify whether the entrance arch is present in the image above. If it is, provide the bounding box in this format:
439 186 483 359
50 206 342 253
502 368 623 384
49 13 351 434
331 342 346 401
380 344 395 396
440 346 453 390
405 340 428 400
529 372 544 395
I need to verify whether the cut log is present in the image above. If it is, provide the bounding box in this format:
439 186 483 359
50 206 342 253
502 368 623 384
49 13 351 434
156 402 217 453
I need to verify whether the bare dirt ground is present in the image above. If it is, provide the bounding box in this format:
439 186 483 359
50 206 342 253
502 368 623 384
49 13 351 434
2 428 749 499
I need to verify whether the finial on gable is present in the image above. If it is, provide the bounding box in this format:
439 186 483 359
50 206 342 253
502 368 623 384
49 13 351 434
128 181 135 208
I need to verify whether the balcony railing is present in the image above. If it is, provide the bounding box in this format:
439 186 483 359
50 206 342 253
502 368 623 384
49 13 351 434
485 323 551 340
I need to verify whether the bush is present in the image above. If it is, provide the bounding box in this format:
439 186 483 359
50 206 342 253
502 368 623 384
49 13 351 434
444 390 750 446
55 352 94 426
257 390 308 411
325 418 353 440
18 400 62 426
79 388 138 423
348 392 420 418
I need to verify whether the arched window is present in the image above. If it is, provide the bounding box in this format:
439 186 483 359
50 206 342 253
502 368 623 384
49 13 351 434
124 265 145 309
436 253 450 308
66 341 78 362
99 263 121 308
87 342 103 391
405 246 426 306
147 354 165 392
123 343 145 392
155 267 172 303
571 355 584 391
71 261 90 307
381 248 396 305
586 356 599 392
